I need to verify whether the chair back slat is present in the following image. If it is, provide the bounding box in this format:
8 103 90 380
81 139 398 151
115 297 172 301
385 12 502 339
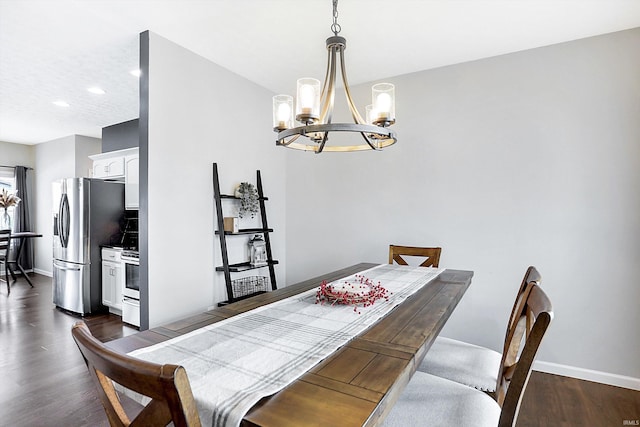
388 245 442 268
71 322 202 427
496 284 553 427
0 229 10 257
504 266 541 349
1 229 12 294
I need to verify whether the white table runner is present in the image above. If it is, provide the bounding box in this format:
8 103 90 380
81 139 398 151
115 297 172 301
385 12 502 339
126 264 444 427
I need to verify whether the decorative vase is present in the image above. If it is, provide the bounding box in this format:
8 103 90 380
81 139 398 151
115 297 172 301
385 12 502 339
1 208 10 230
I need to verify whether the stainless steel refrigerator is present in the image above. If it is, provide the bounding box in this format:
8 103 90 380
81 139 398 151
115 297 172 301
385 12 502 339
52 178 124 315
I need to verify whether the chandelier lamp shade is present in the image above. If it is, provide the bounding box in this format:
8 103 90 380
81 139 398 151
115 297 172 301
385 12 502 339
272 0 397 153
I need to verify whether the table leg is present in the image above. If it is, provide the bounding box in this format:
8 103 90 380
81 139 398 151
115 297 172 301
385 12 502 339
8 262 17 281
12 237 34 288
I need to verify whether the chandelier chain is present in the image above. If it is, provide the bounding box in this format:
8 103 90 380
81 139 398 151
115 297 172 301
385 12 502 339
331 0 341 35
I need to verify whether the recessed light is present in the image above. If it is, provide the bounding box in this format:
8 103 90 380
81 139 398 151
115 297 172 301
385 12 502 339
88 87 106 95
130 69 141 77
53 100 70 107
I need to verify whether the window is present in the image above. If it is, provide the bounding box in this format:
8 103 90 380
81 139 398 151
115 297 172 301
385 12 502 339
0 167 16 229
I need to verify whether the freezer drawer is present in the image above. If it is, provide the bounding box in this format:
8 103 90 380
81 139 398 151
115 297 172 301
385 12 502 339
53 260 90 314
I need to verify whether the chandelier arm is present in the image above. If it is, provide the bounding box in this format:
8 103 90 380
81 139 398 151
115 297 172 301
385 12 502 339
338 48 366 125
319 47 333 120
360 131 379 151
318 59 331 123
320 139 395 152
319 47 337 124
320 47 336 123
327 48 337 124
316 129 330 154
283 141 319 152
276 134 301 147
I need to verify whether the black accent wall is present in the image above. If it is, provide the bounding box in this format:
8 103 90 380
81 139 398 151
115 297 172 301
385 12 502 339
101 118 139 152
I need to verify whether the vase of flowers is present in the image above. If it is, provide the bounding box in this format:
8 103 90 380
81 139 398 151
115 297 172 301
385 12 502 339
235 182 259 219
0 188 21 230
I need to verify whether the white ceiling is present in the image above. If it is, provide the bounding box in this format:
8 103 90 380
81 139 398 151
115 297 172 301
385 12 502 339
1 0 640 145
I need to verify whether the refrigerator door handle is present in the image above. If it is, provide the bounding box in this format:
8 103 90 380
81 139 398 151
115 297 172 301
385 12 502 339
59 193 70 248
57 196 63 246
53 260 81 271
56 202 62 245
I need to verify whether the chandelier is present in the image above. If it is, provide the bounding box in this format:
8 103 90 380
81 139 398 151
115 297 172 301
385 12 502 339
272 0 397 153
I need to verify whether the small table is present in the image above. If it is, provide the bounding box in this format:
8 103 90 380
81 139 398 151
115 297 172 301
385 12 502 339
9 231 42 288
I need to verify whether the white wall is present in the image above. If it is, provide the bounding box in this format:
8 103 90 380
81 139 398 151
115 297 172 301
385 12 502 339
146 32 286 328
285 28 640 380
32 135 101 275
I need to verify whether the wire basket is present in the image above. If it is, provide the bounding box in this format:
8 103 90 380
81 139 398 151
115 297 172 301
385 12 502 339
231 276 270 298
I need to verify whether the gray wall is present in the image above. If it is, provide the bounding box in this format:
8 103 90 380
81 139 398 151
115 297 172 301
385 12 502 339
2 136 101 276
0 141 35 273
33 136 78 274
32 135 101 275
74 135 102 177
144 32 287 328
285 28 640 381
0 140 35 167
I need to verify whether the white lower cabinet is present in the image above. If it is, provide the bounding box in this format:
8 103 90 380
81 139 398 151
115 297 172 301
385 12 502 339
101 248 124 313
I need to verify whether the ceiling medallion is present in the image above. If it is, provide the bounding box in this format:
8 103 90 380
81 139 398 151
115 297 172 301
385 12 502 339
272 0 397 153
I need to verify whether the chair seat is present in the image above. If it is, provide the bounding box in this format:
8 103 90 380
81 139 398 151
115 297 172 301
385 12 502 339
417 336 502 392
381 371 501 427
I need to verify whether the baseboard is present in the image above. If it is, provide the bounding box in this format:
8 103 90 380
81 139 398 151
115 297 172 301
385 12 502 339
534 360 640 391
34 268 52 277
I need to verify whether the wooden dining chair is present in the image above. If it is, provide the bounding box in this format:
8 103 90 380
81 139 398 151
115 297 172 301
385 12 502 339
417 266 541 392
0 229 13 294
71 322 202 427
382 283 553 427
388 245 442 267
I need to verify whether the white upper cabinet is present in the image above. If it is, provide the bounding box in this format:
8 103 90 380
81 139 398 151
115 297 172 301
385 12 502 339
90 148 138 180
90 147 140 210
92 156 125 178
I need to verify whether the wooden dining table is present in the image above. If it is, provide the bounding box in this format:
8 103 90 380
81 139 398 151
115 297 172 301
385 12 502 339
107 263 473 426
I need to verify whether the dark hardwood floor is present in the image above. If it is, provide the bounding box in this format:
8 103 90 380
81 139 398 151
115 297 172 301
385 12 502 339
1 273 638 426
1 273 137 426
519 372 640 426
